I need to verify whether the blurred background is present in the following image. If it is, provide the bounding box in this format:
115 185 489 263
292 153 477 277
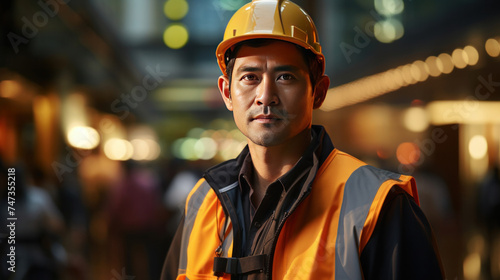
0 0 499 279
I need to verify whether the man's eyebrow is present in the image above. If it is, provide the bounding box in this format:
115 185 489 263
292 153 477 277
236 65 301 73
236 66 261 73
273 65 301 72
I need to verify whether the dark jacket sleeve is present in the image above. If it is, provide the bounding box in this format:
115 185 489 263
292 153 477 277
160 215 184 280
360 186 445 280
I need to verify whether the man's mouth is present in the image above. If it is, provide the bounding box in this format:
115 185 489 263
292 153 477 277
252 114 281 123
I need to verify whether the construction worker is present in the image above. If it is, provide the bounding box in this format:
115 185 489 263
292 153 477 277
161 0 444 279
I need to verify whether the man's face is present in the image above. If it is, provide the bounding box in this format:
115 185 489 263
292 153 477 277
220 41 316 147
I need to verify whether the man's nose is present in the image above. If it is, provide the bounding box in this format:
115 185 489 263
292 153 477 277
255 77 279 106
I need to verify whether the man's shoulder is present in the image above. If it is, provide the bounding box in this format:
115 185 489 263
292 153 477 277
317 149 367 176
318 149 412 187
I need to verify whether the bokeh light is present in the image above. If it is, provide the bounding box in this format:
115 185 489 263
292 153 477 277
410 60 429 82
399 64 416 85
468 135 488 160
437 53 454 74
144 139 161 160
485 38 500 57
463 252 481 280
164 0 189 21
451 48 468 69
403 107 429 132
163 23 189 49
425 56 442 77
67 126 100 150
194 137 218 160
131 139 150 161
463 45 479 66
374 18 404 43
171 127 246 161
396 142 421 165
374 0 405 16
0 80 22 98
104 138 133 161
321 38 489 112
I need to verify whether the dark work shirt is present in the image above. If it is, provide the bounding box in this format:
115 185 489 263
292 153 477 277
237 142 315 257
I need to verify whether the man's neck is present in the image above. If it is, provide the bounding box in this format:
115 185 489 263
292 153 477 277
247 128 312 201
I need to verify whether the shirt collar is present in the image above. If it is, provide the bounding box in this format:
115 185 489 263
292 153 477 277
238 128 321 193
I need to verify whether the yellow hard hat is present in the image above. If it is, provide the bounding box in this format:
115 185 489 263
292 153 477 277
216 0 325 75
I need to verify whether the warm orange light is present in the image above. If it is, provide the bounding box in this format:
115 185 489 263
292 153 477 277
400 64 417 85
463 45 479 66
410 60 429 82
463 252 481 279
404 107 429 132
321 40 489 112
425 56 441 77
469 135 488 160
396 142 421 165
67 126 100 150
438 53 454 74
104 138 133 161
385 68 404 90
452 48 468 69
485 38 500 57
0 80 22 98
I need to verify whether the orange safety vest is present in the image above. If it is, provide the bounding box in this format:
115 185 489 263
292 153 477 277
175 149 418 279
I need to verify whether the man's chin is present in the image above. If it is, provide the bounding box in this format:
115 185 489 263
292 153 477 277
248 132 281 147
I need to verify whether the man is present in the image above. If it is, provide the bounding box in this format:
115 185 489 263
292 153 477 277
161 0 444 279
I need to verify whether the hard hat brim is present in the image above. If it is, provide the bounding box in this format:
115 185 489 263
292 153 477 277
216 34 325 75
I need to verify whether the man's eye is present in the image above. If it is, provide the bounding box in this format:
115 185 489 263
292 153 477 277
241 74 258 81
278 74 294 81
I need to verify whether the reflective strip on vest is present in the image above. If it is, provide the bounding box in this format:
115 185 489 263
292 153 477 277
218 182 236 258
178 179 235 279
334 165 414 279
179 179 212 274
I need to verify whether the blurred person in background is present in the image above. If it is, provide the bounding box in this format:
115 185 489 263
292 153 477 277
161 0 444 279
55 160 88 280
0 162 66 280
108 160 166 280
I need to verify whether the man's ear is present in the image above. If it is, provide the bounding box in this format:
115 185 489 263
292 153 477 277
313 75 330 109
218 75 233 111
